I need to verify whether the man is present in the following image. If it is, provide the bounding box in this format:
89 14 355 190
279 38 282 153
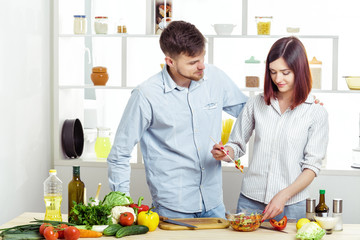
107 20 248 218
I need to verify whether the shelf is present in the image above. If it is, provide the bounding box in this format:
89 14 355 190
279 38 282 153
59 85 135 89
58 33 339 40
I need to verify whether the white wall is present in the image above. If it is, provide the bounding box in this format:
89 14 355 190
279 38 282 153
0 0 51 225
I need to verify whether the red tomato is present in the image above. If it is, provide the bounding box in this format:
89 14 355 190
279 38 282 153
64 226 80 240
39 223 52 236
269 215 288 230
55 224 68 239
44 226 59 240
119 212 135 226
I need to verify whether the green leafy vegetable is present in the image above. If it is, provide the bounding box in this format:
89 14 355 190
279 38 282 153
69 200 112 227
101 191 133 208
296 222 326 240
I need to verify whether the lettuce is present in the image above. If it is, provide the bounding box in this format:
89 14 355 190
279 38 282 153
296 222 326 240
101 191 133 208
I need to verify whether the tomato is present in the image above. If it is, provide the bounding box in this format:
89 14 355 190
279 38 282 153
269 215 288 230
64 226 80 240
55 224 68 239
39 223 52 236
119 212 135 226
44 226 59 240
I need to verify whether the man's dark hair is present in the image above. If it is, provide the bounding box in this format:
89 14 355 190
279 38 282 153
159 21 206 58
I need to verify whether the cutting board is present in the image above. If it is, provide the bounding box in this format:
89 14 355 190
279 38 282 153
159 217 230 230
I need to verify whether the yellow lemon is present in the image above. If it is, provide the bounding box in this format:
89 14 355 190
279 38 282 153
296 218 311 230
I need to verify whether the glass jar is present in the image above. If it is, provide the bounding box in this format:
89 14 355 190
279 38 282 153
95 127 112 159
94 16 108 34
73 15 86 34
310 56 322 89
255 16 272 35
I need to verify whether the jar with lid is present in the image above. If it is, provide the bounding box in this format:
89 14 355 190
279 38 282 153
255 16 272 35
95 127 112 159
244 56 261 88
117 18 127 33
94 16 108 34
73 15 86 34
91 66 109 86
310 56 322 89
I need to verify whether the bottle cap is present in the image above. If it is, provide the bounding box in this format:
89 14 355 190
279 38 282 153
73 165 80 175
306 198 316 212
320 189 325 194
49 169 57 174
333 199 343 213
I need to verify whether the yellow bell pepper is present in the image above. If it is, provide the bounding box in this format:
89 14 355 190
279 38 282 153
137 208 159 232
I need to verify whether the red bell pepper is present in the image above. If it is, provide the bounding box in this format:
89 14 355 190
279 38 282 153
269 215 288 230
130 197 149 214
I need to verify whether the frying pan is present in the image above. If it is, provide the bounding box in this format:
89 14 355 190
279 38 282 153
61 119 84 158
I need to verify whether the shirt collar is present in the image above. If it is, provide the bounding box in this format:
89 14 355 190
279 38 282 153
162 65 207 93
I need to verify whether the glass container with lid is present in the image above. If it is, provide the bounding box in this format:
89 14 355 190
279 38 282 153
95 127 112 159
245 56 262 88
73 15 86 34
94 16 108 34
255 16 272 35
310 56 322 89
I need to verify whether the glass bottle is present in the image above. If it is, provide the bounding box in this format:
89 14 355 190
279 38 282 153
95 127 112 159
44 169 63 221
68 166 85 221
315 189 329 217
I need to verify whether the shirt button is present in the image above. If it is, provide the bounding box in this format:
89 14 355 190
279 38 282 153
202 168 205 171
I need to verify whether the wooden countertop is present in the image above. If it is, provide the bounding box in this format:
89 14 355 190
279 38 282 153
1 212 360 240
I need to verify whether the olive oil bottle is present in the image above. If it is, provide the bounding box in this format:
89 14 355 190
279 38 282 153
315 189 329 217
68 166 85 221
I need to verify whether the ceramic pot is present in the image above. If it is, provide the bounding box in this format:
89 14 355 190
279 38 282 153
91 66 109 85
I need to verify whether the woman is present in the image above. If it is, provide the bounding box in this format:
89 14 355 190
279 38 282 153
211 36 329 221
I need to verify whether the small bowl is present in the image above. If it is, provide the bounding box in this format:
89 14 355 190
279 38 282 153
314 216 339 234
344 76 360 90
212 24 236 35
226 209 263 232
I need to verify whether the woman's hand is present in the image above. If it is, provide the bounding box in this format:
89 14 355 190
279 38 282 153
211 142 228 161
262 190 290 221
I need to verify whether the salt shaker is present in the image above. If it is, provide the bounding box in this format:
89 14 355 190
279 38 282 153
333 199 343 231
306 198 316 221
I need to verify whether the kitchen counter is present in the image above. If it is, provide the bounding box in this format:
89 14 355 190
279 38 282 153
1 212 360 240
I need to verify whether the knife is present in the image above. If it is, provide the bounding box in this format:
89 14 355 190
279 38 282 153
259 225 288 234
160 216 198 228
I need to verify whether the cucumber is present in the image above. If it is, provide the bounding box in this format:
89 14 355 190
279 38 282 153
103 224 122 236
115 225 149 238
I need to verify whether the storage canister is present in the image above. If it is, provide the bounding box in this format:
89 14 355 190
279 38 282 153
73 15 86 34
310 56 322 89
91 66 109 86
245 56 261 88
255 16 272 35
94 16 108 34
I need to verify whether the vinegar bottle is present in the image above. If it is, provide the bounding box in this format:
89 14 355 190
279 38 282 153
68 165 85 221
315 189 329 217
44 169 63 221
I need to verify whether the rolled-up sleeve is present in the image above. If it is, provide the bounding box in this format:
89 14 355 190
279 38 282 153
300 107 329 176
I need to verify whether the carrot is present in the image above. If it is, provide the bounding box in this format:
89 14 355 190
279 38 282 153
77 228 103 238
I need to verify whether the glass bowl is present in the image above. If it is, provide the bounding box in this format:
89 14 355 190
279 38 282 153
344 76 360 90
226 209 263 232
314 216 339 234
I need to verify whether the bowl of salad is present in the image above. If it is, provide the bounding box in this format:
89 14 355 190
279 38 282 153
226 209 263 232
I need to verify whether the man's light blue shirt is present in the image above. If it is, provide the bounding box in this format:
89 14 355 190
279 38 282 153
107 64 248 213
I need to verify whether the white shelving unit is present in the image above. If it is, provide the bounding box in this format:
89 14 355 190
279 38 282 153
53 1 359 168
